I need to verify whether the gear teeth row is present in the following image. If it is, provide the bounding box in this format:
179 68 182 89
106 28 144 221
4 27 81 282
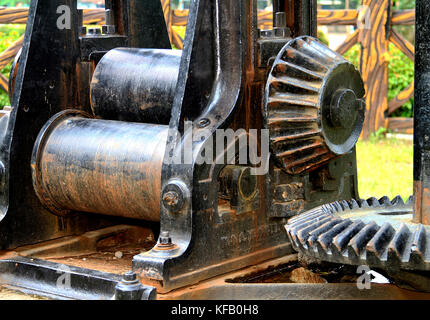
285 195 430 272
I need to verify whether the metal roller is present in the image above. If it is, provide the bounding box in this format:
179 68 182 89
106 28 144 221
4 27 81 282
31 110 168 221
90 48 182 124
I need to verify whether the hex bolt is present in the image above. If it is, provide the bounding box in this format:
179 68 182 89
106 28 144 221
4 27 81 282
274 12 287 28
115 271 156 300
102 9 116 35
162 191 179 207
159 231 172 245
88 28 101 35
105 9 115 25
161 181 189 212
122 271 138 283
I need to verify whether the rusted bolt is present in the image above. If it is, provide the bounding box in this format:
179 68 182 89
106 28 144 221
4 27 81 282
162 191 179 207
198 118 211 128
155 231 177 251
162 181 189 212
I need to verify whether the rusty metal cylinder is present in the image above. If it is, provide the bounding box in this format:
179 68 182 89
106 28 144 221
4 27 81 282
31 110 168 221
90 48 181 124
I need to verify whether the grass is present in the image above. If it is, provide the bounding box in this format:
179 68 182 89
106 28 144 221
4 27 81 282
356 137 413 202
0 24 26 108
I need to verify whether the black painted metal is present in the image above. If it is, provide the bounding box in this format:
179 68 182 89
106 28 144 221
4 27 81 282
31 110 168 221
0 257 156 300
91 48 181 124
414 0 430 225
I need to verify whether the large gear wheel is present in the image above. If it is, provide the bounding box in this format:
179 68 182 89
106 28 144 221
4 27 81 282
284 195 430 273
264 36 365 175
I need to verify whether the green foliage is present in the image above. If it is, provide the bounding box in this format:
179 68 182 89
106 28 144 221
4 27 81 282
318 29 329 46
343 43 414 118
0 24 26 108
343 43 360 68
388 43 414 117
0 0 31 6
392 0 415 10
369 127 389 143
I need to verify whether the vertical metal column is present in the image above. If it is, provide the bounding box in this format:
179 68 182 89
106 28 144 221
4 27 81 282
414 0 430 224
273 0 317 37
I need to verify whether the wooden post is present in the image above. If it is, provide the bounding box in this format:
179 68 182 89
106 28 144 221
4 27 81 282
358 0 391 138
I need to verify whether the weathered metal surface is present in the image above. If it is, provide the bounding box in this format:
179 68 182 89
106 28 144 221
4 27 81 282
285 196 430 277
31 110 168 221
159 255 430 300
414 0 430 225
91 48 181 124
0 256 156 300
264 36 365 175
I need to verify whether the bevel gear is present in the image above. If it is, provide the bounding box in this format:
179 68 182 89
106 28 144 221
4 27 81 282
284 195 430 272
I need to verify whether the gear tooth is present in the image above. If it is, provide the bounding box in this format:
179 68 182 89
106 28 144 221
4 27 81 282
296 216 333 245
407 195 414 205
287 210 329 230
367 197 380 207
388 223 412 265
332 220 365 253
378 196 391 206
347 221 379 261
333 201 346 213
317 219 353 251
339 200 351 211
293 37 342 67
357 199 369 208
410 224 427 265
391 195 405 206
307 219 342 247
288 207 323 225
348 199 359 209
285 225 300 250
365 223 396 264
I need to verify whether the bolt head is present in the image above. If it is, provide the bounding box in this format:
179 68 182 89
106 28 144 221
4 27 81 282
88 28 101 35
159 231 172 245
161 181 189 212
330 89 359 128
162 191 179 207
123 272 137 282
198 118 211 128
